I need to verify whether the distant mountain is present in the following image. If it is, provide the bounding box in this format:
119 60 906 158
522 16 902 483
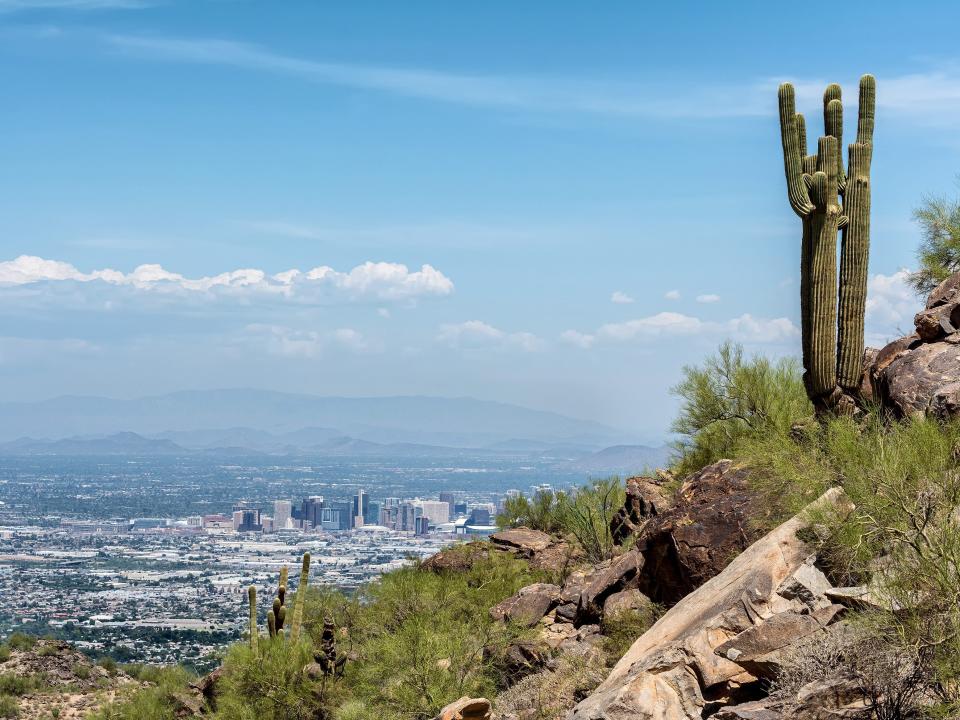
566 444 672 475
0 390 637 448
0 432 185 456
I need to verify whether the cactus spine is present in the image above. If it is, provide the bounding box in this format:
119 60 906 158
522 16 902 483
777 75 876 413
247 585 258 650
289 552 311 642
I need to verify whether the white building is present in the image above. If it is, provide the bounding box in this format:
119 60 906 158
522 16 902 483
416 500 451 528
273 500 292 531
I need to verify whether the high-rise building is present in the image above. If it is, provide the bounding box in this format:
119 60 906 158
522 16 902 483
414 516 430 535
273 500 292 530
300 496 324 530
365 501 380 526
352 490 369 529
468 508 491 526
417 501 450 527
399 503 419 532
439 492 456 520
236 508 262 533
453 501 468 517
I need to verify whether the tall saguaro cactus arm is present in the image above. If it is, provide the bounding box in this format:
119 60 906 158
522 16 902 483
837 75 876 391
289 552 311 642
247 585 258 650
777 75 876 413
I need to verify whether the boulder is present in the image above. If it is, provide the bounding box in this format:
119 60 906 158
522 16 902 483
422 542 490 573
610 475 672 545
490 528 553 555
603 589 654 619
490 583 562 627
567 488 845 720
712 678 867 720
927 271 960 309
579 550 645 621
436 697 492 720
496 642 547 684
634 460 765 604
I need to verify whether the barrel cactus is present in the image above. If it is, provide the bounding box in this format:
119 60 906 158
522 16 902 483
777 75 875 414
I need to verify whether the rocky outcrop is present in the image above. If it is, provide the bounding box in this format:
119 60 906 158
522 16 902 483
490 528 580 573
871 271 960 419
436 697 493 720
609 474 672 545
422 542 491 573
490 583 562 627
633 460 764 605
567 488 846 720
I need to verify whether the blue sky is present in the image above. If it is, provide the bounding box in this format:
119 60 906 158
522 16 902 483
1 0 958 441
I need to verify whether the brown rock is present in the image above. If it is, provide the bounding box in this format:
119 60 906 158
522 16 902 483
436 697 492 720
610 475 672 545
421 542 490 573
877 340 960 419
635 460 764 605
528 540 580 573
914 303 960 341
490 583 561 627
490 527 553 555
579 550 645 620
568 488 846 720
602 588 654 619
499 642 547 684
927 271 960 309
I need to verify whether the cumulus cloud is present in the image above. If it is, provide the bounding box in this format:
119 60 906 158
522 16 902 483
664 289 681 301
437 320 543 352
610 290 634 304
696 293 721 304
0 255 454 303
865 268 921 345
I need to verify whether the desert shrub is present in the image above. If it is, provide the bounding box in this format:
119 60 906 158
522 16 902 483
909 192 960 295
97 657 118 676
600 605 661 665
89 665 193 720
0 696 17 719
215 639 328 720
670 341 811 476
741 412 960 708
493 653 607 720
497 488 565 534
71 663 91 680
3 635 35 653
775 623 931 720
313 551 536 720
0 647 8 664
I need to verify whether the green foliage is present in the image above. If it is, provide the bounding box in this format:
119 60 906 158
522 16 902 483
600 606 661 665
3 635 36 653
0 675 36 697
497 489 564 534
89 666 193 720
215 639 325 720
741 412 960 703
0 696 17 719
909 192 960 296
97 657 118 676
308 551 537 720
670 341 811 476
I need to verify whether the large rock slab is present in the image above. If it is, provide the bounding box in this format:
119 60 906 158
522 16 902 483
634 460 764 604
436 697 492 720
610 475 672 545
490 583 562 627
567 488 845 720
490 528 553 554
578 550 645 621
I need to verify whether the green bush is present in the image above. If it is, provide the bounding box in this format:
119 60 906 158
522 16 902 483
497 488 565 535
0 696 17 719
0 675 38 697
909 192 960 295
600 606 661 665
670 341 811 476
215 639 326 720
89 665 194 720
3 635 35 653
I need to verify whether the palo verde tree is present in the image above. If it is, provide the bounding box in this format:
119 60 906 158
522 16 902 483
777 75 875 414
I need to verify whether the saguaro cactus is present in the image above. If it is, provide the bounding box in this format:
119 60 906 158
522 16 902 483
247 585 258 650
777 75 876 413
267 565 288 639
289 552 311 642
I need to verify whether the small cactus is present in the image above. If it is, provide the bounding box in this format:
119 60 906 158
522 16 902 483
289 552 311 642
267 565 288 639
315 616 346 678
247 585 258 650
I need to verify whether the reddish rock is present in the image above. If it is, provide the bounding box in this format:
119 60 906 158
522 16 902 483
927 272 960 309
489 583 561 627
578 550 645 620
602 588 654 619
634 460 764 605
877 340 960 419
435 697 492 720
421 542 490 573
609 475 672 545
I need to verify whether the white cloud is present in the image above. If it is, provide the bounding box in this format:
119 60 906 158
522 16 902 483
0 255 454 303
696 293 721 304
570 311 798 347
437 320 543 352
610 290 634 304
664 289 681 301
559 330 596 349
865 268 921 345
245 324 376 358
